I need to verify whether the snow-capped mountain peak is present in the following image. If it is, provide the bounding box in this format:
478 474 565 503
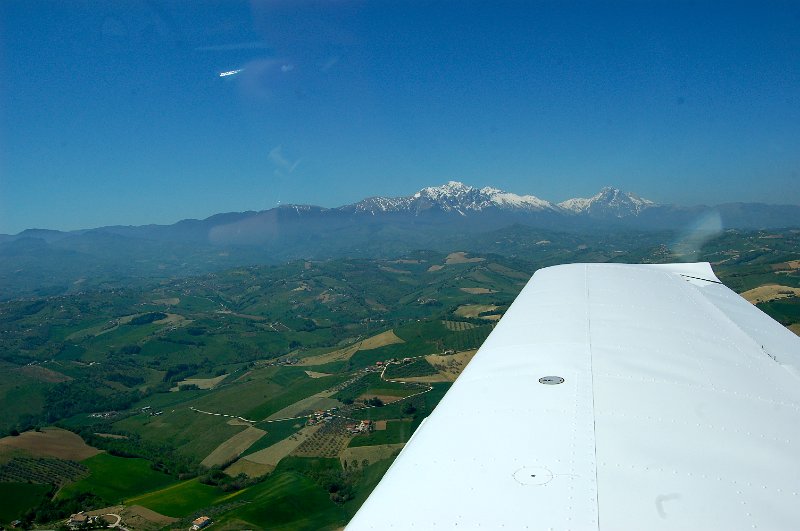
347 181 556 215
558 186 655 217
414 180 473 200
343 181 653 218
487 189 554 210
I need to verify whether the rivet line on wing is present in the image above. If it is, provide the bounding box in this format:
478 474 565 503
585 264 601 530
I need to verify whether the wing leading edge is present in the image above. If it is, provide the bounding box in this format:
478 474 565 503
346 262 800 530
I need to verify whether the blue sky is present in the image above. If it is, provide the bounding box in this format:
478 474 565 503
1 0 799 233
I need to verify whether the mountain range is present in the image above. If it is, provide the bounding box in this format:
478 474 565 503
1 182 798 299
345 181 660 218
5 181 798 240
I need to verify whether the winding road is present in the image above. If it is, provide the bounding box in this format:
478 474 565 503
102 513 129 531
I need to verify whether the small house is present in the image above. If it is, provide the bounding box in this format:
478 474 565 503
67 512 90 528
191 516 212 530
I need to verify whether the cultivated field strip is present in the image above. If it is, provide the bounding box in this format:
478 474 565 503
200 427 267 468
0 456 88 486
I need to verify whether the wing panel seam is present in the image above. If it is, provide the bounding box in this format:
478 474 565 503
675 272 784 367
586 264 601 529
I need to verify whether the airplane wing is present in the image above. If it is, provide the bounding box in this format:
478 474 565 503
346 262 800 530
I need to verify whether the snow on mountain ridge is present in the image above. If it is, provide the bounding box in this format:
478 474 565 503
414 180 474 201
557 186 655 217
351 181 557 214
345 181 653 217
350 195 413 214
558 197 592 212
490 191 554 210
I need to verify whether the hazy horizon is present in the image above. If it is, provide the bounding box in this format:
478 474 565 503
3 178 800 235
2 1 799 234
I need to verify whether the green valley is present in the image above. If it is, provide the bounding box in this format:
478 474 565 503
0 229 798 529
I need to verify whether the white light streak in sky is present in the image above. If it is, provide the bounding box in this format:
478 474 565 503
219 69 244 77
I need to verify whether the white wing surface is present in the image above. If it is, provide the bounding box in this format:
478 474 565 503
346 262 800 530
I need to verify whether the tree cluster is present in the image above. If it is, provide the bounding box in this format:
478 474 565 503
25 490 108 526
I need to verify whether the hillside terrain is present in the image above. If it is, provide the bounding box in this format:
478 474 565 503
2 182 798 300
0 228 797 529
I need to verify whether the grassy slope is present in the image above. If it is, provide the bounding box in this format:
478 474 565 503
113 409 245 461
0 365 48 434
244 374 348 420
126 459 347 529
57 453 177 504
125 478 235 517
0 482 51 521
351 383 451 422
342 458 395 519
6 238 798 529
220 471 347 531
243 419 304 457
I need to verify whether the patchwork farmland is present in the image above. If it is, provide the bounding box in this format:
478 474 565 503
1 231 798 529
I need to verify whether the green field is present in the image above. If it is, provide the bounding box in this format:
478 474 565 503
362 386 418 398
3 232 799 529
383 358 438 379
126 478 234 517
244 419 304 457
187 376 285 417
342 458 395 519
0 367 48 434
57 453 177 504
0 482 51 521
219 471 347 530
333 373 415 403
346 320 493 370
113 409 246 461
351 383 451 422
244 374 349 420
269 366 319 386
126 464 348 528
348 420 414 447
